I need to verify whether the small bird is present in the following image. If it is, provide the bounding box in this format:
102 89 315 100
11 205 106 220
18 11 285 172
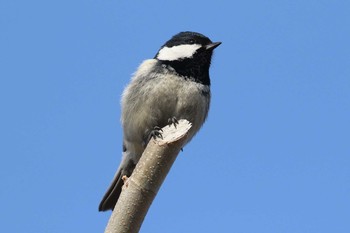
99 31 221 211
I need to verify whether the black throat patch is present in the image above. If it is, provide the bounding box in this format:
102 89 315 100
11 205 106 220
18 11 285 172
158 49 213 86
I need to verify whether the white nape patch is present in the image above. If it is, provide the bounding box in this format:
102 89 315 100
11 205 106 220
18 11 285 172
132 59 158 79
157 44 201 61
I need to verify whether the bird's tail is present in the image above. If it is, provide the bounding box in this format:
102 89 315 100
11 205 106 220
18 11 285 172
98 153 136 211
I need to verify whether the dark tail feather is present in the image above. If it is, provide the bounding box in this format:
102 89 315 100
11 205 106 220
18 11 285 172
98 169 124 211
99 156 137 211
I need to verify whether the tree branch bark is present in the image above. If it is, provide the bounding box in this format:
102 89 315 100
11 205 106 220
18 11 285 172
104 119 192 233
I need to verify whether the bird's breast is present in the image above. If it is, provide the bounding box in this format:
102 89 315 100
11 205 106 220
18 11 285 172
121 62 210 152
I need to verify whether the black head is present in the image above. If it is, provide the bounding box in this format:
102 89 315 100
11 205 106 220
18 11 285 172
155 31 221 85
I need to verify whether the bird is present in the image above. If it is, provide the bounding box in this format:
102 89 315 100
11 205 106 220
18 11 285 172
99 31 221 211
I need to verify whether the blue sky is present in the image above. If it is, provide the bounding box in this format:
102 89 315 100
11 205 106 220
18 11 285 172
1 0 349 232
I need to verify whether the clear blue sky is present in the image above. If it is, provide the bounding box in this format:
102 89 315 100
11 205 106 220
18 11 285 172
1 1 349 232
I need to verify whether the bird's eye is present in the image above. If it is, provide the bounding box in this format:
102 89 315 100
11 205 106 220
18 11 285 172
188 39 195 44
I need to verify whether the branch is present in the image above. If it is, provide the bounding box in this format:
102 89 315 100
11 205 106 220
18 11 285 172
104 119 192 233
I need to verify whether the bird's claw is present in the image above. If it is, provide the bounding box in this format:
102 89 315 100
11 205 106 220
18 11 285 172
168 117 179 128
148 126 163 141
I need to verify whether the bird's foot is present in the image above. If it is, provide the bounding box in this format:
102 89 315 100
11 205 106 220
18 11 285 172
168 116 179 128
148 126 163 141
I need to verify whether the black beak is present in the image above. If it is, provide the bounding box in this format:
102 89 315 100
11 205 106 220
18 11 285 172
206 42 222 50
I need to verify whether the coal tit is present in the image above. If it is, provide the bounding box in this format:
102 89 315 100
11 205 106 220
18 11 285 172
99 31 221 211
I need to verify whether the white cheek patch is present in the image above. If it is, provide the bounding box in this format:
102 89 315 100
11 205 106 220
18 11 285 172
157 44 201 61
